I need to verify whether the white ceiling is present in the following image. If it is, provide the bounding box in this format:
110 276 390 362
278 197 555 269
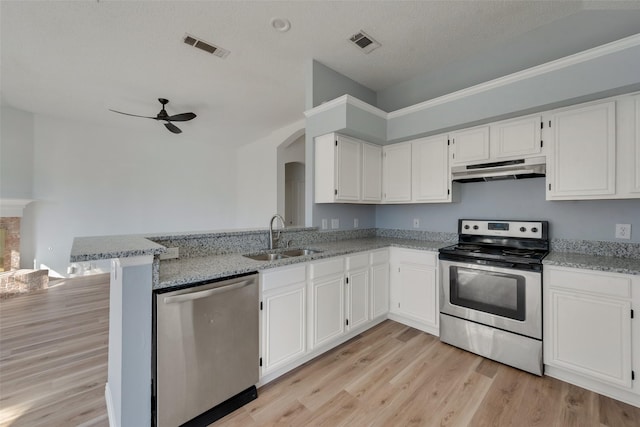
1 1 640 146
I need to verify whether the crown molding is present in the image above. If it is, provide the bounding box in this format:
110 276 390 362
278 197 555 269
304 94 388 119
387 33 640 119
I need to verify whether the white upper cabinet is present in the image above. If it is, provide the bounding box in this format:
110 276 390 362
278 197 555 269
490 115 543 159
546 100 616 199
633 96 640 193
449 125 490 165
411 134 450 203
315 133 383 204
361 142 383 202
335 135 361 201
383 142 412 202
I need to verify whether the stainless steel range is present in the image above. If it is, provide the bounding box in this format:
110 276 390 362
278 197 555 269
438 219 549 375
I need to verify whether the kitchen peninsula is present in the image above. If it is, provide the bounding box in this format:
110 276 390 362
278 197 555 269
70 226 452 427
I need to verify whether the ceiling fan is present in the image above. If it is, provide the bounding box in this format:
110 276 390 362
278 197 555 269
109 98 196 134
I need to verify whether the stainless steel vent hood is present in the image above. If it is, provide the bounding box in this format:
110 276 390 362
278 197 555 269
451 157 546 183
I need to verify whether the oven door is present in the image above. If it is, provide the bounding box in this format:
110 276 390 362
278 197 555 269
439 259 541 339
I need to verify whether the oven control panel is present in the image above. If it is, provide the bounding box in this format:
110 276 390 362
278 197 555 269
460 220 544 239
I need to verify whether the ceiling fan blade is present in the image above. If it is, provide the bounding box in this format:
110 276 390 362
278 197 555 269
165 112 197 122
109 109 155 119
164 122 182 134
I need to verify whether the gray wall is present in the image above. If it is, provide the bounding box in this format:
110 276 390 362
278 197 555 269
386 42 640 142
306 60 377 109
375 178 640 243
377 10 640 112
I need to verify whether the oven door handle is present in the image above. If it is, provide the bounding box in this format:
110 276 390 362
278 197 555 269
475 260 516 269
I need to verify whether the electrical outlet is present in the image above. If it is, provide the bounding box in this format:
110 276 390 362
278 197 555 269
413 218 420 228
615 224 632 240
354 218 359 228
321 219 328 230
160 247 180 260
331 218 339 229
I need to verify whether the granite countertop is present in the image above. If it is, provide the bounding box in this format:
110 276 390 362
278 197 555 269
70 235 167 262
157 237 450 290
543 251 640 276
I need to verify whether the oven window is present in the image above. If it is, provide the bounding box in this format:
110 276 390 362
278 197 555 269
449 266 526 321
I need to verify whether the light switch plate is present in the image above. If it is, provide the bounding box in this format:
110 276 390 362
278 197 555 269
413 218 420 228
321 219 328 230
331 218 339 229
353 218 359 228
615 224 631 240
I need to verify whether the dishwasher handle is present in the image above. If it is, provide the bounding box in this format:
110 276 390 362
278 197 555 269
163 279 253 304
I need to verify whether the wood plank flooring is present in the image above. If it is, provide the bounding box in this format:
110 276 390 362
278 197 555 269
2 274 640 427
0 274 110 427
215 321 640 427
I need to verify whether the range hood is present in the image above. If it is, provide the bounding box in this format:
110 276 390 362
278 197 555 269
451 157 546 183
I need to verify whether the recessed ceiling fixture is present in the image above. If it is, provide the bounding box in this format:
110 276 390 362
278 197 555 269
183 33 230 58
270 17 291 32
349 30 381 54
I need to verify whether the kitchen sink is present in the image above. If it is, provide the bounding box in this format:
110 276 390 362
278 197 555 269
281 248 322 257
243 248 323 261
244 253 286 261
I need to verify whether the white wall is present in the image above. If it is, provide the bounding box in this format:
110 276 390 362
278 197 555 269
0 106 34 198
235 119 304 228
21 114 237 276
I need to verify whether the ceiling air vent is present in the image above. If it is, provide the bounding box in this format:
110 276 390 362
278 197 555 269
183 33 230 59
349 30 380 54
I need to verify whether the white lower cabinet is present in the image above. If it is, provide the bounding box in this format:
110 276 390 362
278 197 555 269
544 266 640 406
309 257 346 349
370 249 390 319
389 248 439 335
346 253 370 330
260 264 307 375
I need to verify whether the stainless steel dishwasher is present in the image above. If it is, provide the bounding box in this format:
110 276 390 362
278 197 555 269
154 273 259 427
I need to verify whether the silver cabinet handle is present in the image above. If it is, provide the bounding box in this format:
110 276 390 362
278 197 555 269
163 280 252 304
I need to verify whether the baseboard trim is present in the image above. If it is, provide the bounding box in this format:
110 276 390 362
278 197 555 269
105 382 117 427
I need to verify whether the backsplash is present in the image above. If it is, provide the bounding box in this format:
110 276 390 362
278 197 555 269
150 226 640 260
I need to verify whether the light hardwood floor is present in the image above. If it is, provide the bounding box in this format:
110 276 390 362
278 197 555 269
2 275 640 427
0 274 110 427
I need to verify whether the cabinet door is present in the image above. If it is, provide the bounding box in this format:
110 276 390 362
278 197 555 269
262 282 306 374
347 268 369 330
362 142 382 202
545 288 632 389
335 135 361 201
370 262 389 319
411 134 450 202
490 115 542 159
634 97 640 193
393 263 438 328
547 101 616 199
310 274 345 349
449 125 490 165
383 143 412 202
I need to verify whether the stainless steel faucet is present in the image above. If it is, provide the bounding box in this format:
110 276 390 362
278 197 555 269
269 214 285 250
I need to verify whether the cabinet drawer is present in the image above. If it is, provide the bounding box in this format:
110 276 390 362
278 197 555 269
394 249 436 267
262 265 306 291
310 257 344 278
370 249 390 265
546 267 631 299
346 253 369 270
